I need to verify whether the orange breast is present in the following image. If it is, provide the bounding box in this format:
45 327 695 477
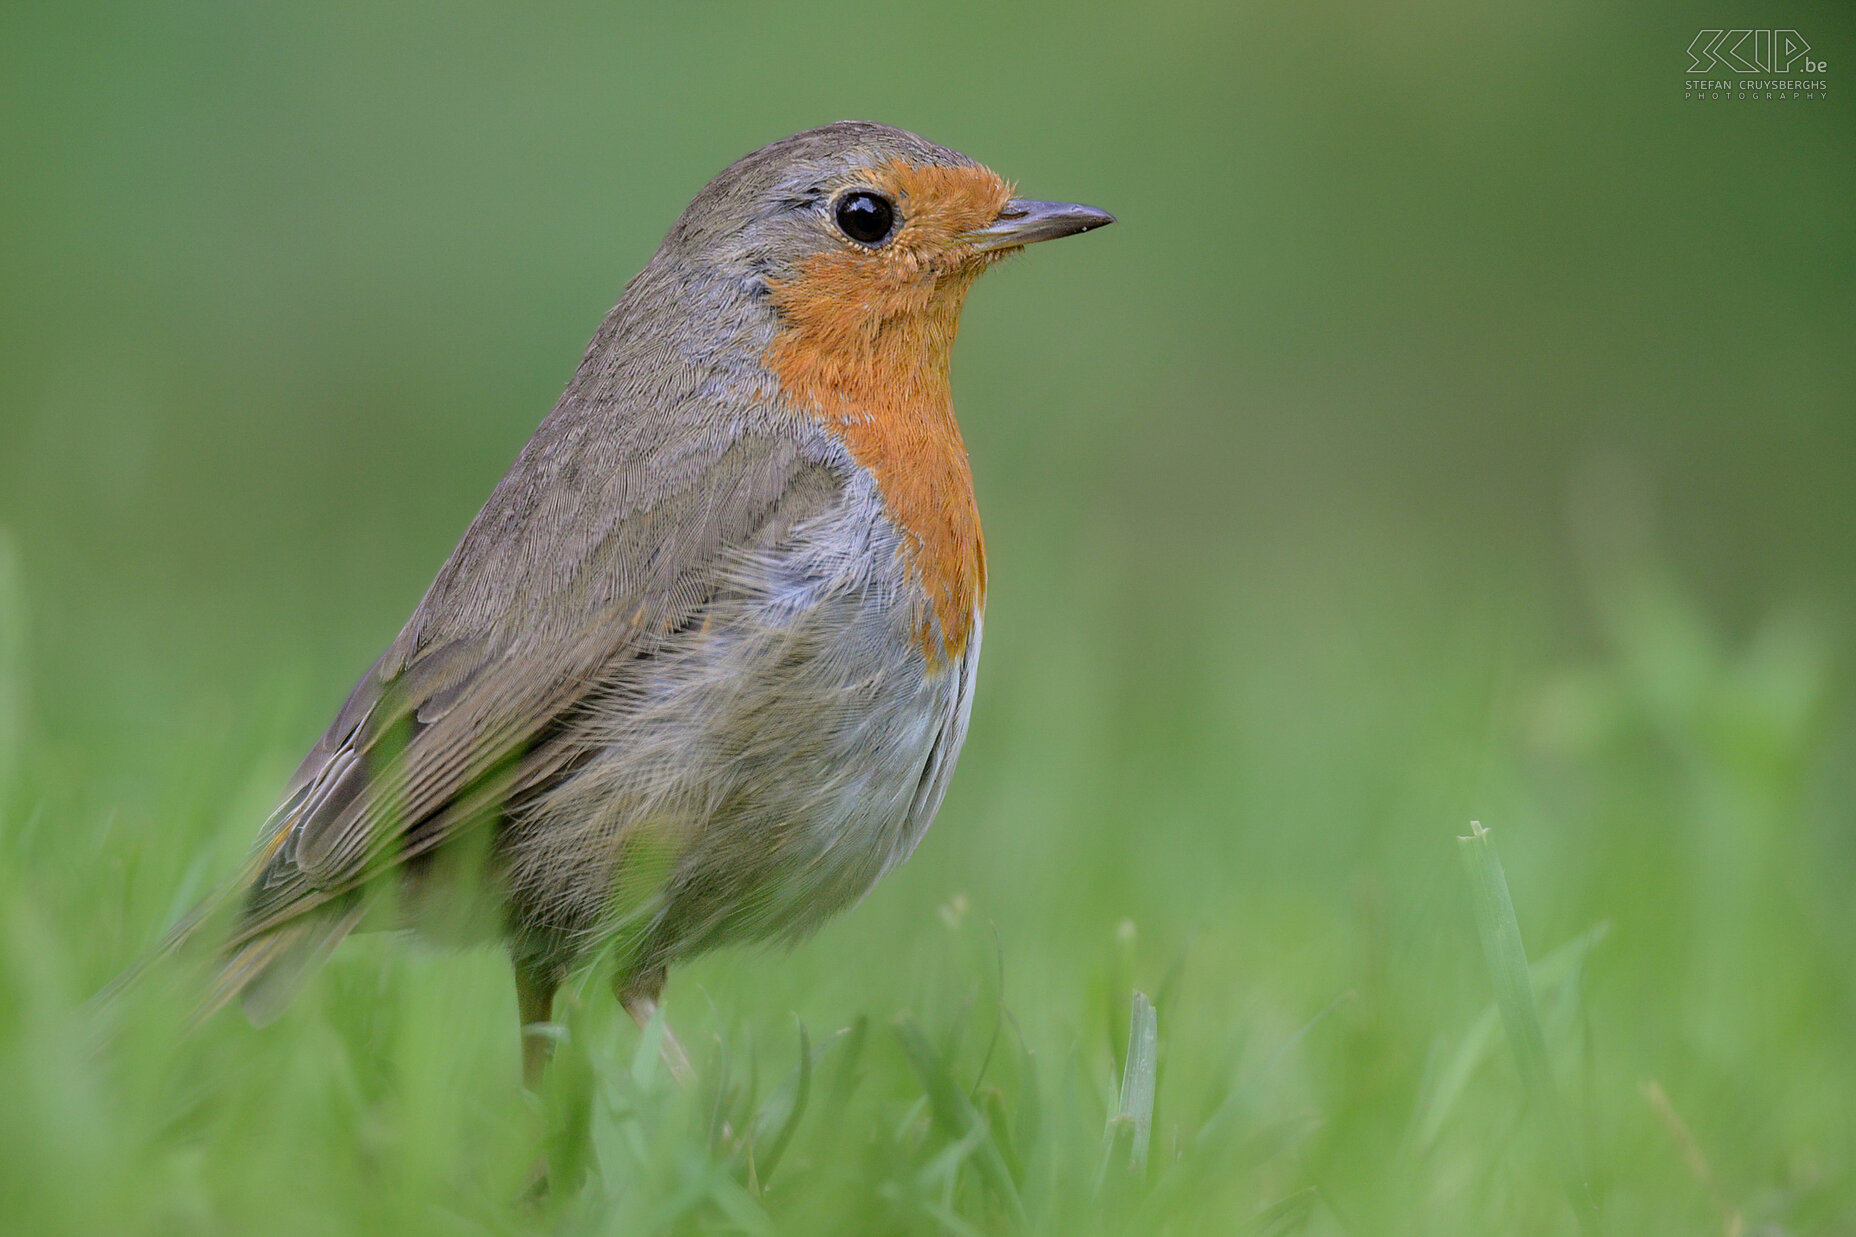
763 160 1010 661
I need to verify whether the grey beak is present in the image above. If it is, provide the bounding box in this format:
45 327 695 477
966 198 1116 252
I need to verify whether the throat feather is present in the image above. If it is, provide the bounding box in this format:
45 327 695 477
764 262 986 660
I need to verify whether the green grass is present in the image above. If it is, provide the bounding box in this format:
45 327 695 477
1 523 1851 1236
1457 821 1599 1235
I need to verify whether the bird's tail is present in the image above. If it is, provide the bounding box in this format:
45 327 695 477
199 899 366 1026
92 895 365 1042
90 823 364 1040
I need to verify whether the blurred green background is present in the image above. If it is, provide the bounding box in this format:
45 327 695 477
2 1 1852 1233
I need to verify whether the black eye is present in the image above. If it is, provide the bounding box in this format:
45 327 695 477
834 191 896 245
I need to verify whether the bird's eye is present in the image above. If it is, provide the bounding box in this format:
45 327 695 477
834 191 896 245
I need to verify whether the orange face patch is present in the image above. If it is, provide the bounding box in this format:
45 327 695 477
763 160 1013 660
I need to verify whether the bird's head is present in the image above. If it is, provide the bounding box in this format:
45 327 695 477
658 121 1113 401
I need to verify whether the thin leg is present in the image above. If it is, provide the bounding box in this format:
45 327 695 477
616 966 694 1086
514 960 560 1093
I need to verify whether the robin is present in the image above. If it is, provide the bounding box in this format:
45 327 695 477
150 121 1111 1086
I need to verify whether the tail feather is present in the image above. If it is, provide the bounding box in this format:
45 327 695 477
91 788 326 1036
194 899 366 1028
92 864 362 1042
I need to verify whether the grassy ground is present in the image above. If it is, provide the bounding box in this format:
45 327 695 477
2 513 1851 1235
2 2 1851 1232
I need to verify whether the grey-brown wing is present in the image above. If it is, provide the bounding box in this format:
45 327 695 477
229 425 845 945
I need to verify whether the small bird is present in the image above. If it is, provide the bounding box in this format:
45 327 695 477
156 121 1110 1086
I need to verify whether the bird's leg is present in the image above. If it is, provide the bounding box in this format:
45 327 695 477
616 966 693 1086
514 959 562 1093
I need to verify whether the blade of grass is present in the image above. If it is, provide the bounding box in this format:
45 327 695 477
1243 1186 1318 1237
1410 921 1610 1153
1458 821 1602 1236
1120 989 1158 1175
823 1014 868 1110
631 1001 669 1090
747 1018 811 1187
1097 989 1158 1186
894 1014 1027 1226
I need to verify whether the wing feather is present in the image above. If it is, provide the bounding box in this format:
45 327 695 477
223 426 845 960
